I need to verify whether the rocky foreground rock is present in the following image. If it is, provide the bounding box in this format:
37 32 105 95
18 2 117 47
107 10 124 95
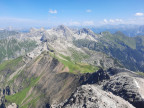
54 85 135 108
104 68 144 108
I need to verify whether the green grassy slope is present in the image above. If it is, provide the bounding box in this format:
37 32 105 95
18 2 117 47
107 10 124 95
50 51 99 74
5 77 40 107
73 32 144 72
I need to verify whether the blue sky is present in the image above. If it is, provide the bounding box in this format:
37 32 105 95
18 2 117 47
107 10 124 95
0 0 144 28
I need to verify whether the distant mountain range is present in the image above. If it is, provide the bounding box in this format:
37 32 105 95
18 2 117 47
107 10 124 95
0 25 144 108
1 24 144 37
91 24 144 37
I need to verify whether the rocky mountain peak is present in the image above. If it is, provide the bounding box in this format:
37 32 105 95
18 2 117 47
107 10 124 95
53 25 72 38
77 28 93 35
76 28 99 40
55 25 70 32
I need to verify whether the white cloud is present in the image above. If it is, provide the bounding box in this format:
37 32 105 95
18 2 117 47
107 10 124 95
49 9 57 14
86 9 92 13
83 21 94 26
67 20 94 26
135 12 144 16
103 19 123 24
115 19 123 22
109 19 115 23
125 17 144 25
104 19 108 23
102 17 144 25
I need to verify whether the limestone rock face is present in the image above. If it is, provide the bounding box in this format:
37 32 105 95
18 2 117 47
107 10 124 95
104 68 144 108
79 68 110 85
55 85 135 108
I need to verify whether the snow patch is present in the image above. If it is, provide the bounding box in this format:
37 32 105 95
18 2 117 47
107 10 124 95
134 79 140 88
7 103 17 108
